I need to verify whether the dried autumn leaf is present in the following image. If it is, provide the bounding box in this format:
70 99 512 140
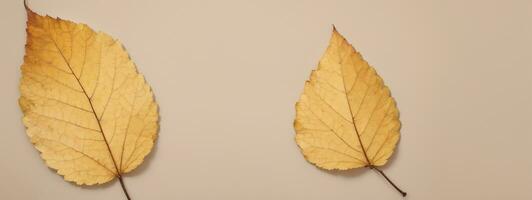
294 27 406 196
19 2 158 199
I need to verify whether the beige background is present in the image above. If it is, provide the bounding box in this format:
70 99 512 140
1 0 531 199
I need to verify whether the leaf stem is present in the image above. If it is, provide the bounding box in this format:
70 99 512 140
371 166 407 197
118 176 132 200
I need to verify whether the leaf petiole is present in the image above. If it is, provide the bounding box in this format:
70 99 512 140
370 166 407 197
118 176 132 200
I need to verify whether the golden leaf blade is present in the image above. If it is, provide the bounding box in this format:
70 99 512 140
19 6 158 186
294 28 401 170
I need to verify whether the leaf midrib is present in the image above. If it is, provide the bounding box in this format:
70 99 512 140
48 32 121 176
336 46 372 166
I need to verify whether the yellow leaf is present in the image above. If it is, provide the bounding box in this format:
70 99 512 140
294 27 406 196
18 3 158 197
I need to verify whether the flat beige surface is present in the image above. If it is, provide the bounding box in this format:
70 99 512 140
1 0 531 199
